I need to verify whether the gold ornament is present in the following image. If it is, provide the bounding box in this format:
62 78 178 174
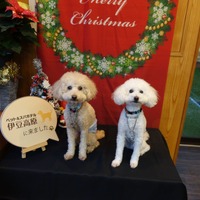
46 32 51 37
144 36 149 42
154 1 160 6
159 31 164 36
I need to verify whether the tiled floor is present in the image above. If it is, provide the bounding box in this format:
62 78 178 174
176 145 200 200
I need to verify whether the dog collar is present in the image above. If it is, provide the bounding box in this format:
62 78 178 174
125 107 142 115
67 103 82 113
125 107 142 131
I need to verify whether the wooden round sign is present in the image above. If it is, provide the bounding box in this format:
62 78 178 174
0 96 59 148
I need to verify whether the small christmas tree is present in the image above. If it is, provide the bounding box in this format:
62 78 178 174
30 58 50 99
30 58 61 115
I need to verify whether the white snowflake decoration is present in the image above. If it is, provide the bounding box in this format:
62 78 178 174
71 51 84 66
153 3 168 23
41 11 55 29
151 32 159 41
116 66 123 73
118 57 126 64
97 57 111 72
86 66 93 73
135 40 151 56
128 66 132 70
61 55 70 62
48 1 56 9
57 38 72 52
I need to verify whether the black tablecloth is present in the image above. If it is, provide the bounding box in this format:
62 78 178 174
0 126 187 200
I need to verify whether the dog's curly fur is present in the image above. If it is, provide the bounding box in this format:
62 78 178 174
52 71 105 161
111 78 158 168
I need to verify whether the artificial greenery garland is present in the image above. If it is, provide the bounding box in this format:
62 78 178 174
37 0 175 77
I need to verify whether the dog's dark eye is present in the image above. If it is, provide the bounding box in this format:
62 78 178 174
139 90 143 94
78 86 82 91
67 86 72 90
129 89 134 93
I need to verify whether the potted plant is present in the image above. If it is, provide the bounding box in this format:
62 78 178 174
0 0 38 110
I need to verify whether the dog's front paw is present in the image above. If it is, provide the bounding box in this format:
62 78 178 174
130 160 138 169
79 153 87 161
64 152 74 160
111 159 121 168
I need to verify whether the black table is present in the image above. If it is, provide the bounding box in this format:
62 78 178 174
0 126 187 200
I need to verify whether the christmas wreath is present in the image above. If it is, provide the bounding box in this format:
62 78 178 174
37 0 175 77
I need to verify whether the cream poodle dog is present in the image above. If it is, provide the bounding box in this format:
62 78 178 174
52 71 105 161
111 78 158 168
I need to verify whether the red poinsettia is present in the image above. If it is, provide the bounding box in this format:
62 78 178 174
0 0 39 56
6 0 38 22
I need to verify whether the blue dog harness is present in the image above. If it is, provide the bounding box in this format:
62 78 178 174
89 119 97 133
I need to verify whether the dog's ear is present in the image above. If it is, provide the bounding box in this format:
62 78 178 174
52 79 63 100
145 85 158 108
112 84 126 105
85 78 97 101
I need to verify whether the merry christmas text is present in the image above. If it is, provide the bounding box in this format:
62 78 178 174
79 0 127 16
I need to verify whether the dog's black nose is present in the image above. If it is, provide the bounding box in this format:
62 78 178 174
134 96 139 102
72 95 77 101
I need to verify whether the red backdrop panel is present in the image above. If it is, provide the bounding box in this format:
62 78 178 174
37 0 178 127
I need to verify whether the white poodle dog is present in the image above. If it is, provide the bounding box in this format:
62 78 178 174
52 71 105 161
111 78 158 168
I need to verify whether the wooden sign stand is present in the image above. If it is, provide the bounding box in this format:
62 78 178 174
21 141 48 159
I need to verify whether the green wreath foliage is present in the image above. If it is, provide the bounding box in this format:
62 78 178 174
37 0 175 77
